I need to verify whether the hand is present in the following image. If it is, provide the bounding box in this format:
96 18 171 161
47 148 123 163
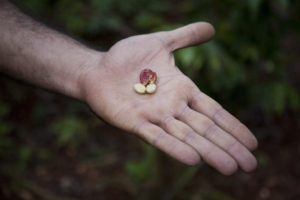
79 22 258 175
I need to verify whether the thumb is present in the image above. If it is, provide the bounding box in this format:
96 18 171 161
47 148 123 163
156 22 215 52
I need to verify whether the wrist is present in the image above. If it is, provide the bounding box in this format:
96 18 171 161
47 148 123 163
75 50 106 102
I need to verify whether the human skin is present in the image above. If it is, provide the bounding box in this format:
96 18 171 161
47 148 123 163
0 0 258 175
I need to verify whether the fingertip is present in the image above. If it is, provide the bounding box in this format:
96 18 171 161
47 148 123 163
194 22 215 41
232 124 259 151
239 125 258 151
244 132 258 151
242 156 258 173
186 154 201 166
221 161 238 176
205 148 238 176
175 144 201 166
249 137 259 151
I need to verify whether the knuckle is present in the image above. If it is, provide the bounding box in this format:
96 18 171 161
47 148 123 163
182 131 196 143
161 116 174 127
151 131 166 147
203 123 218 139
212 107 225 121
226 140 240 153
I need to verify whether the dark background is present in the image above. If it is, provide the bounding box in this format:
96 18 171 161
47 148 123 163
1 0 300 199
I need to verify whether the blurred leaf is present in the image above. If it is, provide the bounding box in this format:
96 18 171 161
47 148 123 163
125 142 158 184
164 164 202 200
125 160 148 182
19 147 31 162
240 45 260 62
38 148 54 161
134 12 165 29
257 153 270 168
177 47 197 67
17 0 49 15
51 117 87 147
16 146 32 172
0 123 12 137
286 86 299 111
271 82 286 114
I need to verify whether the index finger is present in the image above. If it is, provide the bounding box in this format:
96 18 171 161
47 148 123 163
189 91 258 151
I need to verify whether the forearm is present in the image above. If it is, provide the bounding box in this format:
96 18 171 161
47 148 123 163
0 0 103 100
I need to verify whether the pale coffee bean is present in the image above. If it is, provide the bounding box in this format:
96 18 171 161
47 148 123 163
146 83 156 93
134 83 146 94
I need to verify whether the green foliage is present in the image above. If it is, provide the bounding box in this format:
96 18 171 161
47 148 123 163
171 0 299 115
16 146 32 172
250 82 299 114
51 116 87 147
37 148 54 160
4 0 300 198
124 142 205 200
124 141 235 199
125 143 155 183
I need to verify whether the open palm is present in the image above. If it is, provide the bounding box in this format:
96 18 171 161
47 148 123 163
80 22 258 175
